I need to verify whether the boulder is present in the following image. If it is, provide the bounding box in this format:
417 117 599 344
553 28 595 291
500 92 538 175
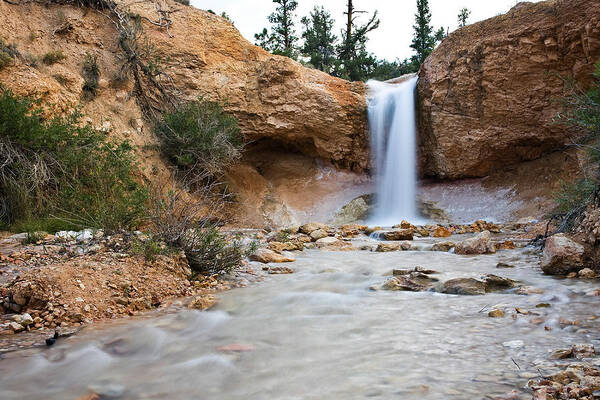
333 195 372 225
9 322 24 333
454 231 496 255
376 242 412 252
431 226 452 238
299 223 328 235
266 266 295 275
381 272 438 292
315 237 353 251
482 274 519 291
497 240 516 250
339 224 367 238
393 267 438 276
439 278 487 295
310 229 329 241
578 268 597 279
380 229 414 241
418 0 600 179
268 241 304 253
488 309 505 318
250 248 296 263
541 234 585 275
431 241 455 252
189 295 217 311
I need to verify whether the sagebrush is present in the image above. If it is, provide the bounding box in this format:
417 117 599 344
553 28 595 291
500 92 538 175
551 61 600 231
154 99 244 179
0 87 146 232
145 188 254 275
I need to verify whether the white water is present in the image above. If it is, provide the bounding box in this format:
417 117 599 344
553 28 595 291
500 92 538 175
368 76 419 225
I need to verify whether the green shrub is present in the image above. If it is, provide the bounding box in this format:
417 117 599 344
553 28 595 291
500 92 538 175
131 234 171 261
82 52 100 99
0 87 147 232
22 231 45 245
154 99 244 178
0 51 11 71
42 50 66 65
146 188 255 276
551 61 600 231
184 227 254 276
0 38 17 71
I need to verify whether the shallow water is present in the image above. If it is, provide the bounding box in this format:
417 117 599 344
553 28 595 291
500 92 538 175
1 237 598 400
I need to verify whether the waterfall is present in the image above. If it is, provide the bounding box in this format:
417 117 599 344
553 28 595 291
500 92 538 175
367 75 419 226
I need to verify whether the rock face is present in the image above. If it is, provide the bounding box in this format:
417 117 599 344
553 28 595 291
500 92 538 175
418 0 600 179
541 234 585 275
142 2 368 171
0 0 368 229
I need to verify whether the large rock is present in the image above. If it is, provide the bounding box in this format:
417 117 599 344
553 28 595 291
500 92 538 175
439 278 487 295
454 231 496 255
333 195 373 225
541 234 585 275
250 248 296 264
376 242 412 252
418 0 600 179
380 229 414 241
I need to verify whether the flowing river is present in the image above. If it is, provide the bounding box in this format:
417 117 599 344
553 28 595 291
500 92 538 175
0 234 598 400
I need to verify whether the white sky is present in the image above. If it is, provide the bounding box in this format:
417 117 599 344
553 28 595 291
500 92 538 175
191 0 542 60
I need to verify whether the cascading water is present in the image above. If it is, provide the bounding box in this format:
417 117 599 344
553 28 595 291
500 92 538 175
367 75 419 226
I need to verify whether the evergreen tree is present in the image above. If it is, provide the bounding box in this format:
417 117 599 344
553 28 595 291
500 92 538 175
301 6 338 74
410 0 436 66
457 8 471 27
254 28 275 52
269 0 299 58
337 0 380 81
369 58 419 81
434 27 447 43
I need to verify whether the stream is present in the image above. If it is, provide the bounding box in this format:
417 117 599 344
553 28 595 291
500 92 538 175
0 235 599 400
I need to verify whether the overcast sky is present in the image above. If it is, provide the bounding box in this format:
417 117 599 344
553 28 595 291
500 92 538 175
191 0 543 61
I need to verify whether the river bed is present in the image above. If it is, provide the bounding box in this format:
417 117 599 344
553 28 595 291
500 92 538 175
0 236 598 400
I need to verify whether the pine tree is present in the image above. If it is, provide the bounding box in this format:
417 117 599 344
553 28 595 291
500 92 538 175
301 7 338 73
410 0 435 66
268 0 299 58
254 28 274 52
458 8 471 28
337 0 380 81
434 27 447 43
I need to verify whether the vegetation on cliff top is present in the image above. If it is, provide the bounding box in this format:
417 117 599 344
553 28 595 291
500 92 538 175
253 0 455 81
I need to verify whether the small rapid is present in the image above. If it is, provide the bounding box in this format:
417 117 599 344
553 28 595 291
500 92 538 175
0 234 598 400
368 76 420 226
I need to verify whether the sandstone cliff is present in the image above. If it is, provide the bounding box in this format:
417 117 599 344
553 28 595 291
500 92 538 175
0 0 368 227
418 0 600 179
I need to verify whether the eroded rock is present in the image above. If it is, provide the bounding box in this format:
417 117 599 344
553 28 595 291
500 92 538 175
418 0 600 179
439 278 487 295
250 248 296 263
454 231 496 255
541 234 585 275
431 241 455 252
380 229 414 241
376 242 412 252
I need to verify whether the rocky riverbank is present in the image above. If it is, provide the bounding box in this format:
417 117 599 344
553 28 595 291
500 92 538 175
0 230 258 352
1 219 598 400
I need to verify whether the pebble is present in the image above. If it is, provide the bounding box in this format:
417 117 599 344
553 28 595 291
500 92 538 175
502 340 524 349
